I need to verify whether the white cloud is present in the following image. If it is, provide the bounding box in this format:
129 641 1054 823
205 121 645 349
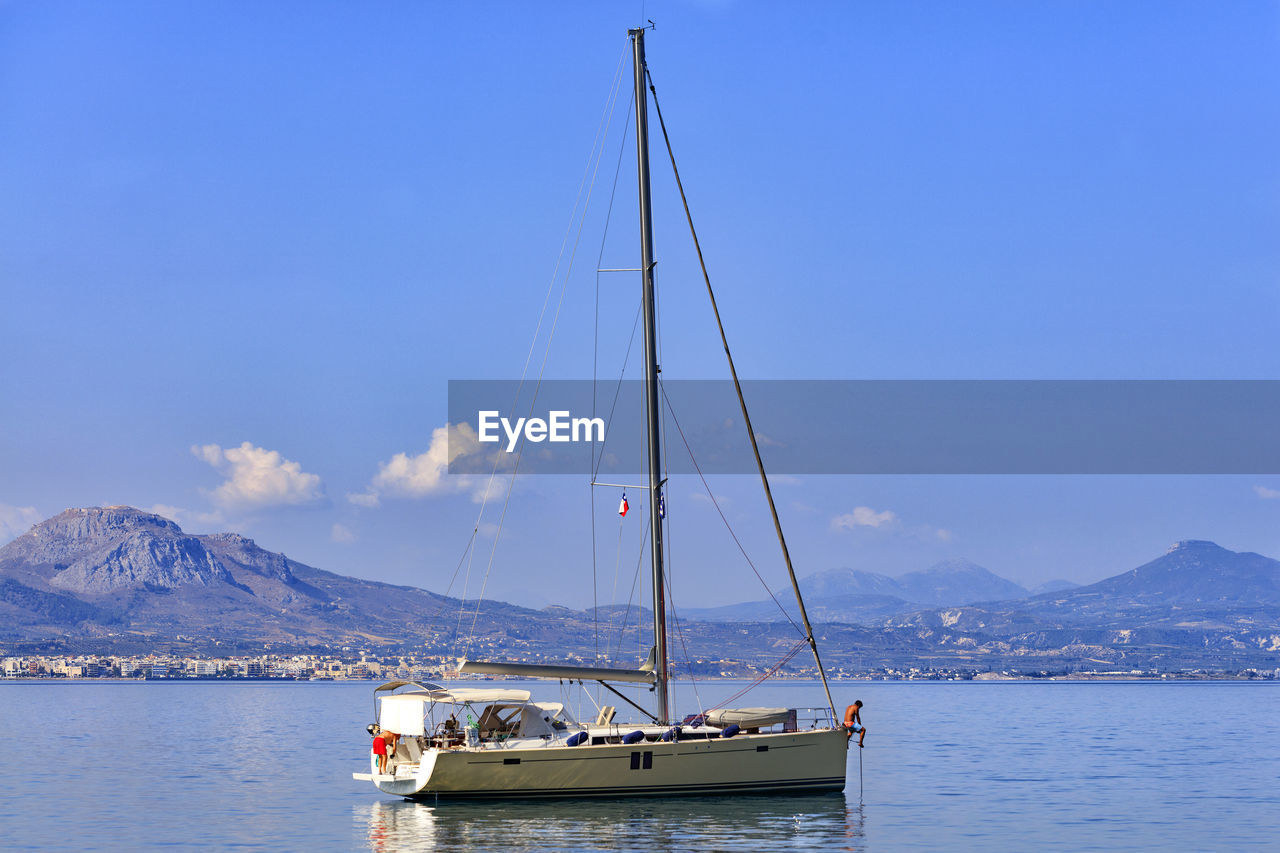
193 510 226 527
192 442 325 509
372 424 482 495
0 504 41 544
1254 485 1280 500
330 522 356 544
147 504 226 529
831 506 897 531
350 423 492 506
147 504 186 522
936 528 954 542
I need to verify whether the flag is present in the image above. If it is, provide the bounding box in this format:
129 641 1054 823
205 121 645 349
657 491 665 519
618 492 629 518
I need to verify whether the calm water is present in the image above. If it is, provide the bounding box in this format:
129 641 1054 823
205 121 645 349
1 679 1276 851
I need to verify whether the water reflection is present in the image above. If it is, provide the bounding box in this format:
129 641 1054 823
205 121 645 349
359 793 864 853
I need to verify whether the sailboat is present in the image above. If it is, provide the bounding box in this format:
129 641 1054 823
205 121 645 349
353 27 850 799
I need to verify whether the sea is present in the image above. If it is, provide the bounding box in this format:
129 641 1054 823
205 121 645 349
1 679 1276 852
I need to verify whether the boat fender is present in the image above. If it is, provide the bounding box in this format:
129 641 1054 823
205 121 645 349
721 724 741 739
565 732 588 747
661 726 681 743
622 730 645 745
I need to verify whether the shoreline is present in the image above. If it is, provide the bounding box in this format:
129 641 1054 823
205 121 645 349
2 674 1276 684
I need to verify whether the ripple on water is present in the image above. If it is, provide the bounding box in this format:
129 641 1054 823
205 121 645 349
2 681 1279 851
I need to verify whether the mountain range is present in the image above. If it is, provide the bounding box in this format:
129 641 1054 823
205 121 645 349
683 559 1055 623
1 507 1277 673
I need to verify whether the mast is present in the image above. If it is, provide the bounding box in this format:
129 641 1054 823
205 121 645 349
629 26 669 724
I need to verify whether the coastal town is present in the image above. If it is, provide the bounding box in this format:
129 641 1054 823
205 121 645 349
4 652 1276 682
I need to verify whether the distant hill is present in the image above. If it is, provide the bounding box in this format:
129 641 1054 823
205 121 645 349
883 540 1280 634
684 559 1029 623
895 559 1030 605
1029 579 1079 595
793 567 906 599
1070 540 1280 608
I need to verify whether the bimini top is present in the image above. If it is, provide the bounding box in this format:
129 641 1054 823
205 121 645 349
430 687 533 705
373 681 533 706
373 679 445 695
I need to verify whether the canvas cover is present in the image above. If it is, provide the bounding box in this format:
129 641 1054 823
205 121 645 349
703 707 791 728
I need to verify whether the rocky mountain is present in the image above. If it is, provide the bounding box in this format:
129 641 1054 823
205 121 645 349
1 508 225 593
0 507 559 652
684 559 1030 623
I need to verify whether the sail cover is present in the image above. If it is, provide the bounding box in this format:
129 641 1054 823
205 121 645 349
703 707 791 728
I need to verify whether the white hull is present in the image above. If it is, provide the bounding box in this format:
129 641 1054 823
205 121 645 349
356 728 848 800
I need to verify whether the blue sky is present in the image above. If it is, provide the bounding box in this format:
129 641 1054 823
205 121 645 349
2 1 1278 610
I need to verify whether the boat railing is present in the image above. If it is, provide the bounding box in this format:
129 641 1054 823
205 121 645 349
793 707 837 730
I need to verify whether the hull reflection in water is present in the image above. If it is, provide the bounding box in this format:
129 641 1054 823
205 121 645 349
358 794 864 853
